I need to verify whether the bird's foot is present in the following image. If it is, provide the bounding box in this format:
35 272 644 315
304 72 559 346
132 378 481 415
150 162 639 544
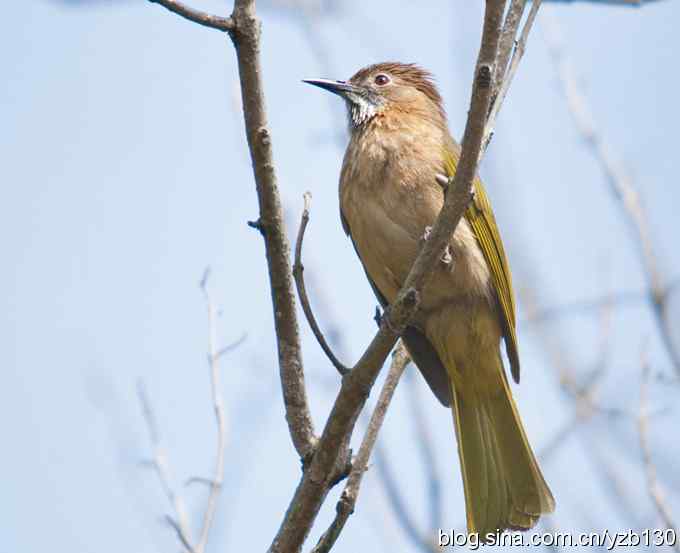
421 225 433 243
435 173 450 191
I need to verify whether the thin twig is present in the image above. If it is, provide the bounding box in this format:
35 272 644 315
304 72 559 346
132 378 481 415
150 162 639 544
494 0 527 104
195 269 228 553
293 192 349 376
483 0 542 154
137 381 195 552
638 356 680 549
543 13 680 376
310 343 410 553
148 0 234 31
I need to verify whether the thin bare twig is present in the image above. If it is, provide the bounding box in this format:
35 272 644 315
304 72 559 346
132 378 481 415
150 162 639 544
311 344 410 553
138 270 241 553
638 356 680 550
483 0 542 154
195 269 228 553
293 192 349 376
137 381 195 552
494 0 527 105
148 0 234 31
543 13 680 376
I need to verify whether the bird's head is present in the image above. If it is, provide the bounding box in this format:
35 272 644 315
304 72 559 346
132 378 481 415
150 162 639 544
304 62 446 131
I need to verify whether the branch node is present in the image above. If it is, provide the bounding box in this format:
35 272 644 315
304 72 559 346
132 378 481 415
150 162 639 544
329 453 353 487
373 307 383 328
258 126 272 146
247 218 265 235
476 63 493 89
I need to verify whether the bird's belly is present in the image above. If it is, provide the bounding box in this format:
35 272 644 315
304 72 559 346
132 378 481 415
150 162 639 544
342 191 494 313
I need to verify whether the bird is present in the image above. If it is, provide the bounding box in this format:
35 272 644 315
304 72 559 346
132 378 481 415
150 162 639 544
304 62 555 538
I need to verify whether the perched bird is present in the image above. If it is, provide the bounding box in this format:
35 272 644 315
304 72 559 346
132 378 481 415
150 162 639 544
304 62 555 538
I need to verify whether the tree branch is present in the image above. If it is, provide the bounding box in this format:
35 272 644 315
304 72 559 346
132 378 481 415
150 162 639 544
293 192 350 376
148 0 234 31
483 0 542 153
137 381 195 552
229 0 318 459
150 0 317 465
310 343 410 553
195 270 228 553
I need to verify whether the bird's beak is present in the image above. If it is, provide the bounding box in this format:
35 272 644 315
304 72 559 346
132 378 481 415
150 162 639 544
302 78 362 98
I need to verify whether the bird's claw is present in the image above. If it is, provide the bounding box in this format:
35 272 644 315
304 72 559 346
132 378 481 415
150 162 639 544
435 173 450 191
421 225 433 242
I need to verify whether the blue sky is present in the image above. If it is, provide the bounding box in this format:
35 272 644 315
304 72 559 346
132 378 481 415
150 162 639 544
2 1 679 551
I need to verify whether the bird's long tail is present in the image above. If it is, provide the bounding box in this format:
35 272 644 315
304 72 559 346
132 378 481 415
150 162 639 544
448 356 555 539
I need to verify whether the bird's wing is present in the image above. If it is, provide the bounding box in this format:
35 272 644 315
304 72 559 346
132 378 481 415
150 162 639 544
444 147 521 383
340 210 452 406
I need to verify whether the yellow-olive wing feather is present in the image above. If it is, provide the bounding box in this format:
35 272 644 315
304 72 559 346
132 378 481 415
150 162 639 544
444 147 521 382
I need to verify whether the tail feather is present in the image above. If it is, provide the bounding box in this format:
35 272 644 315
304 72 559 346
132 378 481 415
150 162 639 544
450 364 555 539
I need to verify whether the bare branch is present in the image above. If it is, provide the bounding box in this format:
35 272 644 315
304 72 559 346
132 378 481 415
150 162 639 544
495 0 527 102
229 0 318 459
148 0 234 32
150 0 317 467
543 13 680 376
166 515 196 553
137 381 195 552
195 272 228 553
311 344 410 553
638 356 680 549
293 192 350 376
483 0 542 153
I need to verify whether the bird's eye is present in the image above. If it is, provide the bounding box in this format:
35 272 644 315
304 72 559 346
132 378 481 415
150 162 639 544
374 74 390 86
